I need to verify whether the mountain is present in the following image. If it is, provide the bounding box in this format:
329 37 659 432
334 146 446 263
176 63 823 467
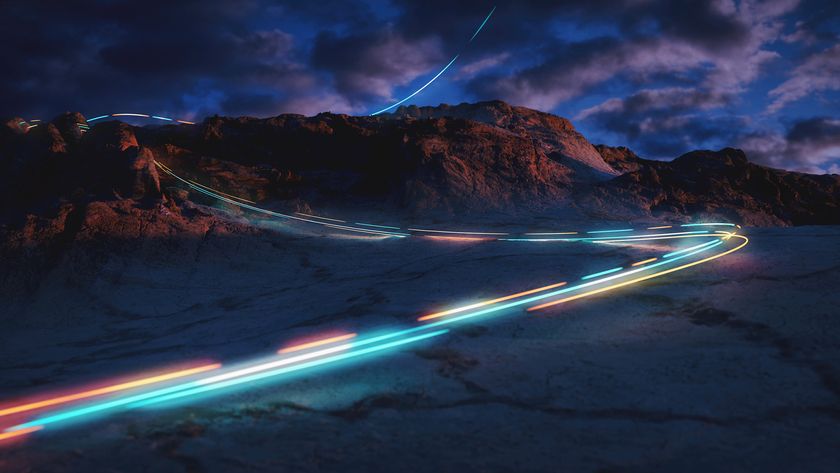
585 146 840 226
389 101 619 178
1 101 839 240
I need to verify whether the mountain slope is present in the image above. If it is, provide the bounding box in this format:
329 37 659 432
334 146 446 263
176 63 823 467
585 146 840 226
2 101 839 232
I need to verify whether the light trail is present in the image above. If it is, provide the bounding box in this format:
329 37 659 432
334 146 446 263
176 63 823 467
0 363 221 418
278 333 357 354
681 223 735 227
581 267 623 280
369 6 497 115
527 235 748 312
418 281 568 321
1 225 745 440
662 239 720 258
81 113 196 125
0 113 750 444
7 329 448 432
295 213 346 223
356 222 402 230
469 6 497 42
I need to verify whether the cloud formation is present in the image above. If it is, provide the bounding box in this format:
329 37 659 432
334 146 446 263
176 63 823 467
740 117 840 173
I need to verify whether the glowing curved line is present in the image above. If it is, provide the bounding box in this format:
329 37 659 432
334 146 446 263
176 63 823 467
0 363 221 418
1 226 746 439
527 235 748 311
469 6 497 42
369 5 497 116
369 55 460 116
0 112 751 443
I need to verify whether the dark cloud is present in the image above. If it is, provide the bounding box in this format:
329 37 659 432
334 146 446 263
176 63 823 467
311 29 445 106
575 87 737 157
768 44 840 112
741 117 840 173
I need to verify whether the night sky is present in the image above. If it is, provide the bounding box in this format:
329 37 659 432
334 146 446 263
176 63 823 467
3 1 839 173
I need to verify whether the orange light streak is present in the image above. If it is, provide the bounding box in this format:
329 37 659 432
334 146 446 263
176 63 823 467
177 120 195 125
278 333 357 354
527 235 748 312
424 235 492 242
419 281 568 321
631 257 657 267
0 363 221 418
647 225 672 230
0 426 42 441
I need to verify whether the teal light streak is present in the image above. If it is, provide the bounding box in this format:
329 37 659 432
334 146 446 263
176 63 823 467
581 267 623 280
7 327 445 431
129 330 449 408
87 115 109 122
681 223 735 227
368 4 497 116
469 6 496 42
152 115 173 121
369 55 460 116
356 222 402 230
502 230 710 242
5 234 728 434
662 239 720 258
419 240 725 330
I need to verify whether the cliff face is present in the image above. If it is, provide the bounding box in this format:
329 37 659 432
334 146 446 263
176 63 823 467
2 101 839 237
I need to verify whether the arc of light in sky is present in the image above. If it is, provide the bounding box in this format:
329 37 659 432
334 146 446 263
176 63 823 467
469 6 497 42
369 5 497 116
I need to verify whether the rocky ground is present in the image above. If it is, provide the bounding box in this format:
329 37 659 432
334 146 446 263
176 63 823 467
1 220 839 472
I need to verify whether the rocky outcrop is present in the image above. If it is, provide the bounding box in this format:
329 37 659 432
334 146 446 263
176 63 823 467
2 102 840 233
391 101 619 179
143 109 579 214
593 145 644 174
85 122 161 199
582 148 840 226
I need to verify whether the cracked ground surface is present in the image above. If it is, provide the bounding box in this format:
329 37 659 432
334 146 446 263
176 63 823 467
1 225 839 472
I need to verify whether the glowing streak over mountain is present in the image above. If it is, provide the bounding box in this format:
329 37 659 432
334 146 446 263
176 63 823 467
369 6 497 116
